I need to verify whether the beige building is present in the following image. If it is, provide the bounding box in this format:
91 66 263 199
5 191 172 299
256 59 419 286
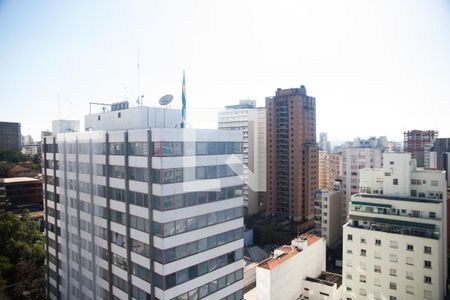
343 153 447 300
266 86 318 223
318 151 341 189
314 183 343 248
218 100 266 216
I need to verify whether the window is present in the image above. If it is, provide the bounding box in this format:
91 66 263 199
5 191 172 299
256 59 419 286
347 234 353 241
424 260 431 268
359 275 366 283
389 297 397 300
411 189 417 197
360 249 366 257
406 257 414 265
375 239 381 246
389 268 397 276
374 251 381 259
118 112 121 118
393 178 398 185
346 273 352 280
359 262 366 270
406 244 413 251
429 212 436 218
406 286 414 295
389 254 397 262
424 290 432 299
389 282 397 290
374 278 381 287
431 180 438 186
389 241 398 249
424 246 432 254
424 276 432 284
374 265 381 273
406 271 413 280
360 237 366 244
359 289 367 296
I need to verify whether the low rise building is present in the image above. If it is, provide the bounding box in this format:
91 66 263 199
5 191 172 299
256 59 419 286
0 177 43 211
255 234 326 300
300 271 342 300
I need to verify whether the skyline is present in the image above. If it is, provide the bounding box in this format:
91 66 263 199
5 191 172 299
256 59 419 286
1 0 449 142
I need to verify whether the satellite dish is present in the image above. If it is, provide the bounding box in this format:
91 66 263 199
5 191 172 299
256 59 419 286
159 94 173 106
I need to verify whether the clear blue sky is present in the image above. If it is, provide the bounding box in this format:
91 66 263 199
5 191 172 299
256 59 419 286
1 0 449 142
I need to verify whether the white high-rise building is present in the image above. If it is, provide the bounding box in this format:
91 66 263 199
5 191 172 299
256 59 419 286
343 152 447 300
43 106 245 300
341 147 382 223
218 100 266 216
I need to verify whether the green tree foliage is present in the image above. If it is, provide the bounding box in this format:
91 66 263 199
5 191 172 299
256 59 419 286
0 210 45 299
0 151 27 164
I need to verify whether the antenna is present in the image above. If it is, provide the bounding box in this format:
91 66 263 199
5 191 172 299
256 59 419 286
137 50 142 107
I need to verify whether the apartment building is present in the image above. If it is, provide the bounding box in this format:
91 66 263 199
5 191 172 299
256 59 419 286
266 86 318 223
403 130 438 167
318 151 341 189
343 152 447 300
43 106 245 300
341 147 382 223
314 183 343 248
218 100 266 216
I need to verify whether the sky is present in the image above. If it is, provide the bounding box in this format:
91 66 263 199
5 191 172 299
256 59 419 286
0 0 449 143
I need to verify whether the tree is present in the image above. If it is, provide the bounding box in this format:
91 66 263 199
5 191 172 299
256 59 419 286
0 210 45 299
0 151 27 164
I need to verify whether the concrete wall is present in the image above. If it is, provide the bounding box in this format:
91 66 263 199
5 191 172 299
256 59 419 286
256 239 326 300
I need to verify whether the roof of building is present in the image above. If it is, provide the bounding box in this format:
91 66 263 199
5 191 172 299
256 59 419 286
304 271 342 288
1 177 39 183
244 246 270 263
257 234 321 270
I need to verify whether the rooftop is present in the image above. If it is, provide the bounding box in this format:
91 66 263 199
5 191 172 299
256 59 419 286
1 177 39 183
257 234 321 270
354 193 443 204
304 271 342 288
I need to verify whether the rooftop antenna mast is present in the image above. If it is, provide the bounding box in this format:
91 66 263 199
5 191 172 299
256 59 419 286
137 49 144 107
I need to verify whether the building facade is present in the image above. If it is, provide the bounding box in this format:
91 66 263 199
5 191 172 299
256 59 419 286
266 86 318 223
256 234 326 300
314 183 343 248
218 100 266 216
343 153 447 300
403 130 438 167
0 121 21 151
318 151 341 189
341 147 382 223
43 127 245 300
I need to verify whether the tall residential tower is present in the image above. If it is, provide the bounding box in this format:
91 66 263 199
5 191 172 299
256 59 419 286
266 86 318 223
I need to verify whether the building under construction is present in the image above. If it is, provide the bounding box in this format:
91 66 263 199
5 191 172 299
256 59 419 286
403 130 438 167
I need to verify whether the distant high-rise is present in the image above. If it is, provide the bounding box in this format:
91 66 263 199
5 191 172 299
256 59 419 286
341 146 382 223
266 86 318 223
0 121 21 151
318 151 341 189
218 100 266 216
403 130 438 167
319 132 331 152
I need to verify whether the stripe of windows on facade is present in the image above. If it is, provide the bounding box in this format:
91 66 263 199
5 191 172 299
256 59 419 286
43 128 245 300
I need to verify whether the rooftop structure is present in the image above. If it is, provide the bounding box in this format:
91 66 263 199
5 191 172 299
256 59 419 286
85 105 182 131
